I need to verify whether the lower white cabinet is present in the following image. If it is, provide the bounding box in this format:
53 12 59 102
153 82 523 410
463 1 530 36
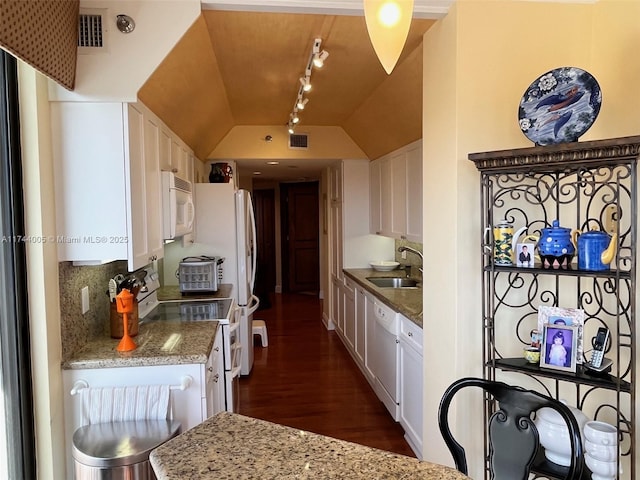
399 314 423 458
343 278 356 351
61 328 223 479
331 276 344 334
204 326 225 419
354 286 367 370
335 278 423 456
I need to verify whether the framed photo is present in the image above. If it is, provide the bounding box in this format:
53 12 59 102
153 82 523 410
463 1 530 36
540 324 578 373
538 306 585 364
516 242 535 267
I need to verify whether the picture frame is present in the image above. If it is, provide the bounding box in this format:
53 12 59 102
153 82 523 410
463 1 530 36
538 306 585 364
516 242 535 267
540 324 578 373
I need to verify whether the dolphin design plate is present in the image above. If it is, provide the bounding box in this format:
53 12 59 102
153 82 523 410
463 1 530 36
518 67 601 146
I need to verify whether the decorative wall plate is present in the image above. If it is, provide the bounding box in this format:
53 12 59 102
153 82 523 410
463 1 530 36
518 67 602 146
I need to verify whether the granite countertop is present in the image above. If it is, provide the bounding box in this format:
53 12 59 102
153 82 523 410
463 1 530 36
63 286 234 370
343 269 423 328
150 412 469 480
62 320 219 370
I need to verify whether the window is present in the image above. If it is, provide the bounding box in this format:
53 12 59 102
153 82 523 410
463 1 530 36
0 50 36 479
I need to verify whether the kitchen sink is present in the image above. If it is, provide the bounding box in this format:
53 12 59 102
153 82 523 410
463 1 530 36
366 277 419 288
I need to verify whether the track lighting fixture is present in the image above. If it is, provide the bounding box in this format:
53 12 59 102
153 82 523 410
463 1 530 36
286 38 329 133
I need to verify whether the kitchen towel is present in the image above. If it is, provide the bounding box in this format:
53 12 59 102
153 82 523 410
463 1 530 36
80 385 171 425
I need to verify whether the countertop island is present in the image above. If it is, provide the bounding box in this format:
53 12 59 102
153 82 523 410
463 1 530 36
150 412 469 479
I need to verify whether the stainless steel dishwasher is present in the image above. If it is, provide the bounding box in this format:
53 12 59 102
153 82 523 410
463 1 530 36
371 300 400 420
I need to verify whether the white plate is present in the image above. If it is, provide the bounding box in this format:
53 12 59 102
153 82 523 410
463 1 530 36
370 261 399 272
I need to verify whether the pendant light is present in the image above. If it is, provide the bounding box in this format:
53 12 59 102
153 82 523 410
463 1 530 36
363 0 414 74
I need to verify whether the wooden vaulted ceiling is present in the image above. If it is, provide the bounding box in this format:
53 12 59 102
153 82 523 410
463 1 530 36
138 10 436 163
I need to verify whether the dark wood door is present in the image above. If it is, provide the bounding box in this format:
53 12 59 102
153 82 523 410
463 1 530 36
281 182 320 293
253 189 276 307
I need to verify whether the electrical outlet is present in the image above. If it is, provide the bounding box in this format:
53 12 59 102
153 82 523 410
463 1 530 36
401 250 407 260
81 286 90 314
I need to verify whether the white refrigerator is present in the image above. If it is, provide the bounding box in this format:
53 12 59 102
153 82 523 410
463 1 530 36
193 183 260 375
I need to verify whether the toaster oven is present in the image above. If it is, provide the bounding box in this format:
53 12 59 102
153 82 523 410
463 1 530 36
178 256 224 293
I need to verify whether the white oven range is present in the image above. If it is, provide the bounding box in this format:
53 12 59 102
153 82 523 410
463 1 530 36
137 267 241 412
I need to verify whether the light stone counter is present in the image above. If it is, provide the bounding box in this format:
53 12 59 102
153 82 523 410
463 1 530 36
62 320 219 369
62 287 233 370
343 269 423 327
150 412 469 480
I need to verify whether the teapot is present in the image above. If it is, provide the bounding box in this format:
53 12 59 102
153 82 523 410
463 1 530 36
487 220 528 266
574 229 617 271
526 220 579 268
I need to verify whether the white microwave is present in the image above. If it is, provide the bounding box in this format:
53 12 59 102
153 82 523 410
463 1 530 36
162 171 194 240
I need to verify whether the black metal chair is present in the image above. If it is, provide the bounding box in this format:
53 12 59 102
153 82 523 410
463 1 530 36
438 377 584 480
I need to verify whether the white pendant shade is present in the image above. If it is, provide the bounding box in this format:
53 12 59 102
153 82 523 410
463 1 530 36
363 0 414 74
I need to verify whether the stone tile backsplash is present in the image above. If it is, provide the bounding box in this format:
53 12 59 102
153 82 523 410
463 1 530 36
58 260 128 362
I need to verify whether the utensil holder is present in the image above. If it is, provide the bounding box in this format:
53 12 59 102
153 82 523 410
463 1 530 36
110 300 139 338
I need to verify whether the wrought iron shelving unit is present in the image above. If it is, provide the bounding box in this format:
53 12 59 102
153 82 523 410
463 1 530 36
469 136 639 480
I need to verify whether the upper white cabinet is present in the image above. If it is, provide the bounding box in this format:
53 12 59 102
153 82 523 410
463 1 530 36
51 101 193 271
370 140 422 242
159 128 194 181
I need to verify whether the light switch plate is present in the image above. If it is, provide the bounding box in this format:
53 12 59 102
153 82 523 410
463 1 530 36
81 286 89 314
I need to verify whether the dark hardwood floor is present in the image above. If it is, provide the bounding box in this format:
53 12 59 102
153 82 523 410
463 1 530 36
238 292 415 457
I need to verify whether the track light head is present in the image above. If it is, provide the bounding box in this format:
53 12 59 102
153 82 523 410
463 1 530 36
296 97 309 110
299 76 312 92
313 50 329 68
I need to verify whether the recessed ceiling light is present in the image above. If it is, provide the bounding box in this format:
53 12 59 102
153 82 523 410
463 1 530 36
266 161 279 165
253 171 262 175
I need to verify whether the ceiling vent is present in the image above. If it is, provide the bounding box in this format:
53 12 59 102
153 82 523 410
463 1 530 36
78 9 108 54
289 133 309 150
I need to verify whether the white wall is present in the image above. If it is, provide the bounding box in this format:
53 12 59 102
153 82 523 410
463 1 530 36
19 63 66 480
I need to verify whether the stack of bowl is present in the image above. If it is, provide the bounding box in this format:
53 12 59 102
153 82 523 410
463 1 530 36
584 421 620 480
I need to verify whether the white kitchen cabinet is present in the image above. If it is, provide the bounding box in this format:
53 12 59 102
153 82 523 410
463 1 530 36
370 140 422 242
51 101 166 271
369 159 382 235
204 325 225 418
405 144 422 242
142 112 165 264
62 352 222 479
379 156 393 236
343 278 356 351
159 125 173 172
363 292 377 382
390 152 407 238
331 277 343 334
399 314 423 458
354 286 367 372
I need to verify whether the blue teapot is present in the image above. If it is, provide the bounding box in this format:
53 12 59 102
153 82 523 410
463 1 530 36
528 220 579 268
575 229 617 271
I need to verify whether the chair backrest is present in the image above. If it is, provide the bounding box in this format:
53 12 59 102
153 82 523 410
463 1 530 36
438 377 584 480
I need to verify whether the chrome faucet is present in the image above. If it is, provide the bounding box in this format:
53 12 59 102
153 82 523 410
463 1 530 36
398 246 423 273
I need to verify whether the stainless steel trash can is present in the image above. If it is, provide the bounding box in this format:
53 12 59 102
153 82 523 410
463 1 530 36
72 419 181 480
